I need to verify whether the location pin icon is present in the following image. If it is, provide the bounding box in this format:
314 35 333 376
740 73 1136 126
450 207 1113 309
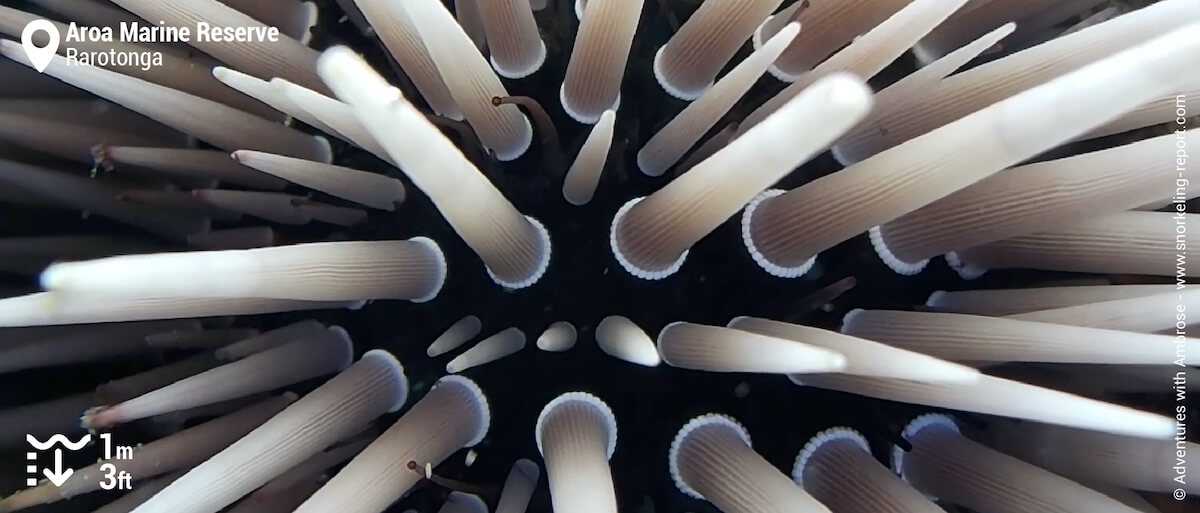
21 19 60 73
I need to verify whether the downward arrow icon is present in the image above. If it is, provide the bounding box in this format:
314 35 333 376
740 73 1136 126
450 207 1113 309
43 449 73 487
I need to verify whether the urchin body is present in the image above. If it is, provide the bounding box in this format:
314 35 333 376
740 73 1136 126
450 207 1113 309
0 1 1196 513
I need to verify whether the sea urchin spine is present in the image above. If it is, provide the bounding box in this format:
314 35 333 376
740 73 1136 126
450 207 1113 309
668 414 832 513
127 350 409 513
536 392 619 513
294 375 490 513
